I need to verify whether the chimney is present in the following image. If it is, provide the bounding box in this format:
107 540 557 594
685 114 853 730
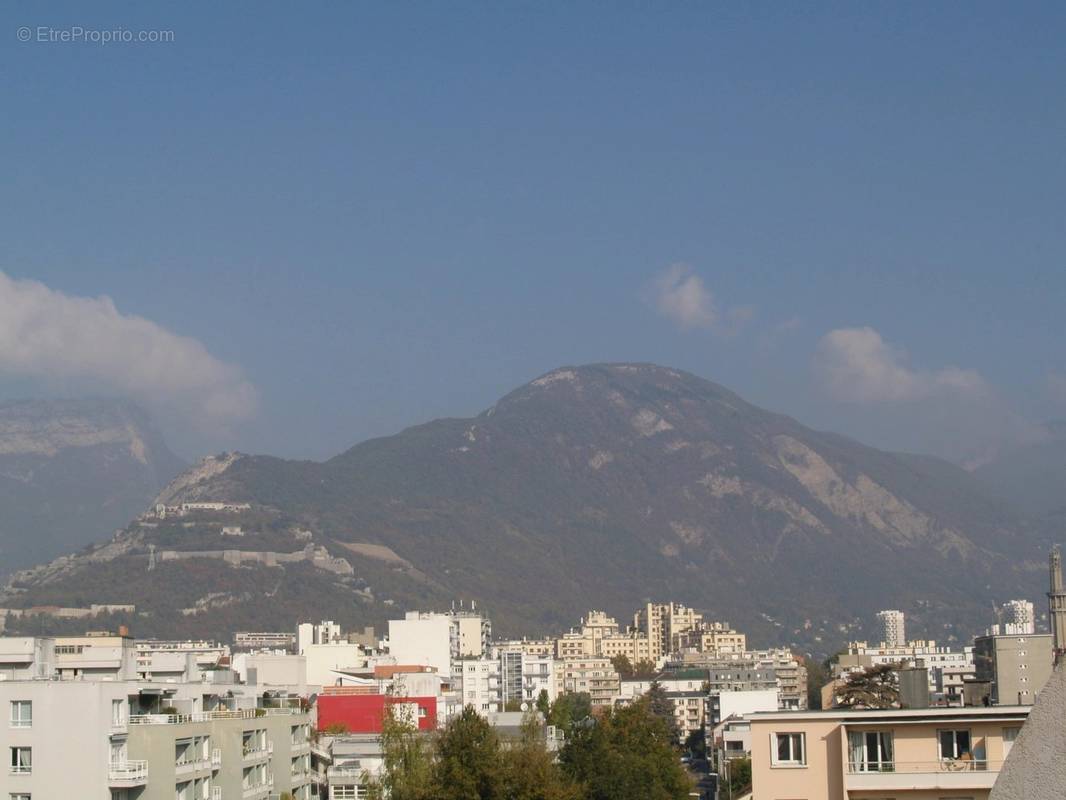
898 666 930 709
1049 546 1066 663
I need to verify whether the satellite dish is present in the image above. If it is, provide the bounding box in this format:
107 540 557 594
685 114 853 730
520 703 529 712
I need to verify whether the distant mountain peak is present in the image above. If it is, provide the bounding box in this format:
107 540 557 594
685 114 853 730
0 398 185 572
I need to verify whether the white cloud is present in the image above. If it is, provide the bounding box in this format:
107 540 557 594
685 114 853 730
650 264 753 335
651 264 717 329
816 326 988 403
0 271 258 426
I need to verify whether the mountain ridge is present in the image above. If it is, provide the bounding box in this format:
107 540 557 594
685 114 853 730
1 364 1050 654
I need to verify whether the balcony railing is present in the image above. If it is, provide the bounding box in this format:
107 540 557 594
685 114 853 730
175 756 213 774
847 760 1004 774
242 743 272 762
108 760 148 786
328 766 367 783
9 765 32 775
130 708 302 725
845 759 1005 792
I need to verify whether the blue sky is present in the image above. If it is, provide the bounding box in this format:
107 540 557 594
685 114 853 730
2 2 1064 461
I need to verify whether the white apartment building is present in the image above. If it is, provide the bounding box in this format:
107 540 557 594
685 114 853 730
876 609 907 647
297 621 344 653
387 609 491 679
1002 599 1036 635
837 640 976 701
0 677 313 800
458 650 558 713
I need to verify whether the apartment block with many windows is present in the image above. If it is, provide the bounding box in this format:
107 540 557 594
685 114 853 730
749 705 1030 800
0 677 312 800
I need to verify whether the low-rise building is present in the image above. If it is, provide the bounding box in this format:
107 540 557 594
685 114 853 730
749 705 1030 800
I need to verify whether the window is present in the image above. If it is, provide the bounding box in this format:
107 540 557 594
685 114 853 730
1003 727 1021 757
12 794 32 800
939 729 972 760
848 731 894 772
10 747 31 775
773 733 805 766
112 699 125 727
9 702 31 729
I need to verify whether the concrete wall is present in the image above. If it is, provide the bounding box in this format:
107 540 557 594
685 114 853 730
0 680 129 799
128 710 312 800
388 617 452 678
751 716 845 800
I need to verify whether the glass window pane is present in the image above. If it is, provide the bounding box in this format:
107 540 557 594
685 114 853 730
958 730 971 754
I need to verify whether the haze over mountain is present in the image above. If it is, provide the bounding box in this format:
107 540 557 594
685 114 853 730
973 420 1066 519
0 399 185 571
1 365 1051 653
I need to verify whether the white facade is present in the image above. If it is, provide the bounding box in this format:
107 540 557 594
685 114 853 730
876 609 906 648
388 615 454 678
303 644 366 686
1003 599 1036 635
296 620 344 654
713 689 780 726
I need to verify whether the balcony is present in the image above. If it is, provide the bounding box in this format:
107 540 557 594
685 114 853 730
175 756 213 775
328 766 366 784
845 760 1004 792
129 708 303 725
291 739 311 754
242 741 273 763
108 760 148 787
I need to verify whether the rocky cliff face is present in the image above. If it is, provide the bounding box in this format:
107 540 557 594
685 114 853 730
0 399 184 570
2 366 1049 652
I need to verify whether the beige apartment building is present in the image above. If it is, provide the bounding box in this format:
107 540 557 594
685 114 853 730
634 602 704 661
749 705 1030 800
555 611 653 663
973 632 1053 706
675 623 747 656
555 657 620 707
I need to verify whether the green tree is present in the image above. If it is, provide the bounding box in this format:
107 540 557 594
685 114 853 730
633 659 658 679
835 663 900 709
432 706 503 800
498 714 582 800
366 705 435 800
646 681 679 741
535 689 551 717
683 727 706 759
548 692 592 732
611 654 635 679
561 697 691 800
725 756 751 798
804 655 831 710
